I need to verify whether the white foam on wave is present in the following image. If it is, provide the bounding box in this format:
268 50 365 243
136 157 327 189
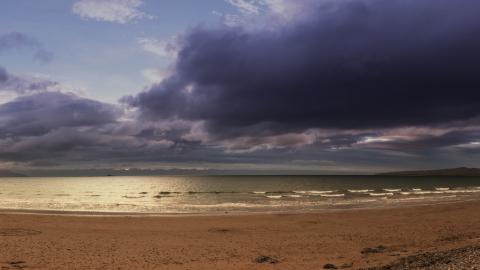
187 203 266 209
308 190 334 194
265 195 282 199
435 187 450 191
412 188 422 191
253 191 266 194
320 193 345 197
358 199 378 203
383 188 401 192
413 190 444 195
348 189 372 193
444 189 480 194
369 192 394 197
397 197 426 201
396 195 457 201
402 189 463 195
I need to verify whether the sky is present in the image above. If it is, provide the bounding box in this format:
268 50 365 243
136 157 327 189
1 0 480 175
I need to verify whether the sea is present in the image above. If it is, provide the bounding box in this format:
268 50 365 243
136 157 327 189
0 175 479 215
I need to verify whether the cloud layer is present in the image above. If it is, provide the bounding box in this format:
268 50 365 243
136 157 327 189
0 92 119 138
72 0 151 24
0 66 58 94
3 0 480 173
0 32 53 63
126 0 480 140
0 91 124 163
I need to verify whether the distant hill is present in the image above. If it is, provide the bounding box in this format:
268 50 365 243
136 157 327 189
378 167 480 176
0 170 26 177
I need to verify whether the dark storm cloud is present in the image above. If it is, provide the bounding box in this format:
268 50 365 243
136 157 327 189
125 0 480 138
4 1 480 173
0 66 7 82
0 92 131 164
0 32 53 63
356 128 480 153
0 92 119 137
0 66 58 93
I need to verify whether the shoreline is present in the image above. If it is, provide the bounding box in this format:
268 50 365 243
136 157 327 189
1 200 479 269
1 196 479 217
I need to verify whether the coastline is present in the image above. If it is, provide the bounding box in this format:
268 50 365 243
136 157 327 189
1 175 479 216
0 196 479 217
1 200 480 269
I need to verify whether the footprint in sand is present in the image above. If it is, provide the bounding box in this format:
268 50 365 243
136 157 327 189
1 260 27 269
0 228 41 237
208 228 232 233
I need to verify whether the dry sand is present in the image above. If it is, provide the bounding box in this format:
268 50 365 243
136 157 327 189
1 201 480 269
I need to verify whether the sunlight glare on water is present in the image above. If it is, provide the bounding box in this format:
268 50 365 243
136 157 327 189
0 175 479 214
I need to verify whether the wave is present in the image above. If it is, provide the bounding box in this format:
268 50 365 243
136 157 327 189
186 191 241 194
369 192 394 197
122 195 145 199
348 189 372 193
265 195 282 199
444 189 480 194
383 188 401 192
186 203 266 209
402 190 461 195
412 191 442 195
284 194 302 198
104 186 480 197
308 190 334 194
320 193 345 197
397 197 427 201
399 189 476 195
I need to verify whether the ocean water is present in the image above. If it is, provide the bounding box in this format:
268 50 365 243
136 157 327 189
0 175 480 214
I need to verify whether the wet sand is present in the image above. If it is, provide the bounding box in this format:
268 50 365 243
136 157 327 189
1 201 480 269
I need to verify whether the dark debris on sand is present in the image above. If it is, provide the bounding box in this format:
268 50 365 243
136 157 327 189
362 245 480 269
4 260 27 269
361 245 387 255
208 228 231 233
255 255 279 264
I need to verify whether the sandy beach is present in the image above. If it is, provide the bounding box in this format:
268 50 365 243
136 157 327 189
1 201 479 269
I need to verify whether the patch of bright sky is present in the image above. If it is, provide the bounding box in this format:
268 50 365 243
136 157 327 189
0 0 238 103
